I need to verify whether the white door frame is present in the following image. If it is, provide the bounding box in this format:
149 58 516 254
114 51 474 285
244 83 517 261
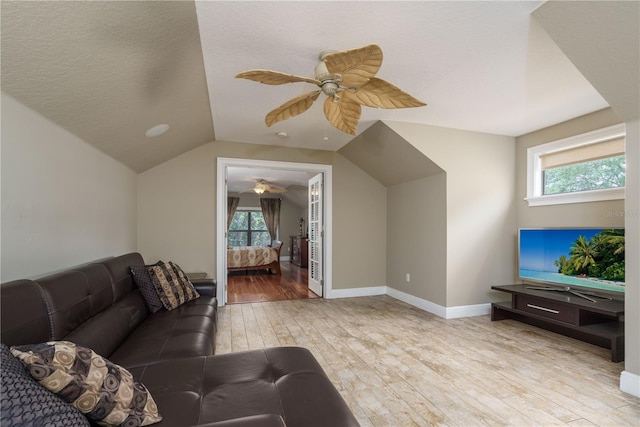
216 157 332 306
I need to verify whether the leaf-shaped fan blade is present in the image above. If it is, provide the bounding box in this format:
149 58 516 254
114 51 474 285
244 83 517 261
323 44 383 88
265 90 321 127
344 77 427 109
266 186 288 193
236 69 320 86
323 96 361 135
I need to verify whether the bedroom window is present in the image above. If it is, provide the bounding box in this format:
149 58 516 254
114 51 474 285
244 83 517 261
228 210 271 246
525 123 625 206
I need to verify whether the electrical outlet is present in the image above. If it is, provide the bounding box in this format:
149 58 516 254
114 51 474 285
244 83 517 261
406 273 411 282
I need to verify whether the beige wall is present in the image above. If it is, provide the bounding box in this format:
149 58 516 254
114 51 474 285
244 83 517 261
1 94 137 281
136 143 216 272
516 109 636 378
387 173 447 305
531 1 639 393
278 197 303 256
386 121 517 307
137 141 386 291
331 153 387 290
623 118 639 378
516 108 625 228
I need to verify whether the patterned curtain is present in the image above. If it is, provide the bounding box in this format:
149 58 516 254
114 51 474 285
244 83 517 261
227 197 240 231
260 198 281 242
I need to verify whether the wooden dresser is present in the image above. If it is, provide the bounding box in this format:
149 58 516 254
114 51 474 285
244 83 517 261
290 236 309 268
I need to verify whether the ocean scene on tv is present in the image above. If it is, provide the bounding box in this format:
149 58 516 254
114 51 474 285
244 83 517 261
519 228 625 293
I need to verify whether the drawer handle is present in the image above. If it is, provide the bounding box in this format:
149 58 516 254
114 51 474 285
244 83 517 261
527 304 559 314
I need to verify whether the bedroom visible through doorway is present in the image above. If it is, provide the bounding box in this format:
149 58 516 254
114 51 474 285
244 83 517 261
216 158 333 307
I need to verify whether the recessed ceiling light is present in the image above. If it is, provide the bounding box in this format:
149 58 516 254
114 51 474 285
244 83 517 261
145 124 170 138
276 131 288 138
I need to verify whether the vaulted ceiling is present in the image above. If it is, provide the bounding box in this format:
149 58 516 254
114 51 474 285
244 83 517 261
2 1 609 173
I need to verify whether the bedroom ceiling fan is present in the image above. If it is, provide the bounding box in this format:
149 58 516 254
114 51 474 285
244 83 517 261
251 179 288 194
235 44 427 135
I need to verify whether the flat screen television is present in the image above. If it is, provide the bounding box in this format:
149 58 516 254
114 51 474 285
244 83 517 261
518 228 625 299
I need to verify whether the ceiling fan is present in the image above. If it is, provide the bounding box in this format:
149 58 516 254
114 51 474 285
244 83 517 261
250 179 288 194
235 44 426 135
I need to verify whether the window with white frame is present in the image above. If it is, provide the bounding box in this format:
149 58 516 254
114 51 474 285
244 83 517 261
525 123 626 206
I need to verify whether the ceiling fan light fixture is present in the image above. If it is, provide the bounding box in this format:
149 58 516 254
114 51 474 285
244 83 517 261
235 44 426 135
254 187 265 194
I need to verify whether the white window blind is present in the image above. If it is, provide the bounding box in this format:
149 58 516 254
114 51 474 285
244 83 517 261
540 136 625 170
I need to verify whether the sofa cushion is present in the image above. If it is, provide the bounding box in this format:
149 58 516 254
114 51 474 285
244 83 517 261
126 347 360 427
131 264 164 313
0 343 90 427
197 414 286 426
148 262 199 310
34 264 115 341
11 341 162 427
108 296 217 369
0 280 52 347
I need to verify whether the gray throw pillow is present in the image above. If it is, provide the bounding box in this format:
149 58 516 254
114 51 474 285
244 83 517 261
10 341 162 427
1 343 90 427
130 263 164 313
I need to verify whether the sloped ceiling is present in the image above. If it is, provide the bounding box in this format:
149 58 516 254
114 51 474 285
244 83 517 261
1 1 214 172
339 122 444 187
532 1 640 121
1 1 612 173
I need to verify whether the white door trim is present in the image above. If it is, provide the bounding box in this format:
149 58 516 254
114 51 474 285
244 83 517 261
216 157 333 305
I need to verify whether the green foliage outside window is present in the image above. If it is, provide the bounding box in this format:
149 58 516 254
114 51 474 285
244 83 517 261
228 211 270 246
543 155 625 195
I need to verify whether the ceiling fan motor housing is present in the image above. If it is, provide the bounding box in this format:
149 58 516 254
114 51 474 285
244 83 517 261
314 61 339 96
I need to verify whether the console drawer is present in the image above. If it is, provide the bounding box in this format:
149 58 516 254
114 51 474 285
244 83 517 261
515 295 576 324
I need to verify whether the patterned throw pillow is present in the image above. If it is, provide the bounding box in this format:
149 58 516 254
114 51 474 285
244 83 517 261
1 343 90 427
130 263 164 313
147 262 200 310
10 341 162 427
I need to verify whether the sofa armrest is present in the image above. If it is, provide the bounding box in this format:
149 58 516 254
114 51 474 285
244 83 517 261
190 278 217 297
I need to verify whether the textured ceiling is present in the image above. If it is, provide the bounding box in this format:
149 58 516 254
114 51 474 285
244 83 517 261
1 1 611 174
1 1 214 172
227 167 313 193
198 1 608 151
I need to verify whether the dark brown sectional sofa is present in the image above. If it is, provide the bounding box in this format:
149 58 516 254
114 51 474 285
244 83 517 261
1 252 359 427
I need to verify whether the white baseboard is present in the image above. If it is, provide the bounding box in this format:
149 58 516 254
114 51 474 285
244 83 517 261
280 256 290 262
386 287 447 318
326 285 491 319
445 303 492 319
386 287 491 319
327 286 387 299
620 371 640 397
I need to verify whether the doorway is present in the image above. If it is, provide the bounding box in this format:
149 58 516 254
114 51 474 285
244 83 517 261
216 158 332 306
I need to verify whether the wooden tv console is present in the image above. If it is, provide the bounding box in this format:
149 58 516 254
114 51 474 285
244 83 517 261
491 284 625 362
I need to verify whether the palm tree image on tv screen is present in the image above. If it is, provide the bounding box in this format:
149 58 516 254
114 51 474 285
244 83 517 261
519 228 625 294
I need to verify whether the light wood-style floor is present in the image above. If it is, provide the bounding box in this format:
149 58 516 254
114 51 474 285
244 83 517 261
215 296 639 427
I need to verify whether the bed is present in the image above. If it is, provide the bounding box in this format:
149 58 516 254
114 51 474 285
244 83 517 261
227 241 283 275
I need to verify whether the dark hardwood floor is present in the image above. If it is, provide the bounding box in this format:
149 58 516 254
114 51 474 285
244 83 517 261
226 261 320 304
